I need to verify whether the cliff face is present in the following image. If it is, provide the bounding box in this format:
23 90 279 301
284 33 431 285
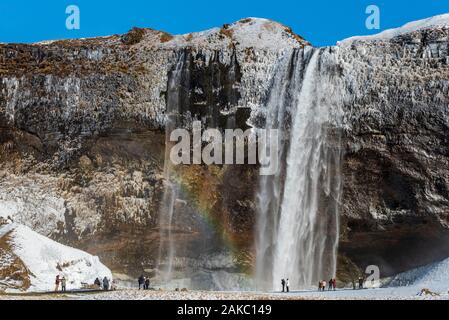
338 25 449 276
0 16 448 288
0 19 306 288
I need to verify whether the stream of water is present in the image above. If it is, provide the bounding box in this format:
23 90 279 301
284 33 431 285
256 47 343 290
158 53 185 282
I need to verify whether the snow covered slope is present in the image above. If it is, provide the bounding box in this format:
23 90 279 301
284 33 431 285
340 13 449 44
0 223 111 293
169 17 307 50
387 256 449 292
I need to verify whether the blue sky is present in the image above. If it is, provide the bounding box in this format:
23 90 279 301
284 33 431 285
0 0 448 46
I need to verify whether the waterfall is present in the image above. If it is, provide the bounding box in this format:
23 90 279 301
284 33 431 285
256 47 343 291
158 52 186 282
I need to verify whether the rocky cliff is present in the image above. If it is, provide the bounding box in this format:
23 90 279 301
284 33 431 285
338 18 449 277
0 16 448 289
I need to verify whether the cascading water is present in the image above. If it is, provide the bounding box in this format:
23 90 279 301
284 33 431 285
256 47 343 291
158 53 185 282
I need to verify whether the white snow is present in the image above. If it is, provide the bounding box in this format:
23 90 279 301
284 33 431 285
340 13 449 44
0 223 111 293
164 18 306 50
0 287 447 300
225 18 303 49
269 286 449 300
387 256 449 292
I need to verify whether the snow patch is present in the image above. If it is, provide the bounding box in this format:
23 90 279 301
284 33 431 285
387 256 449 293
340 13 449 44
1 223 111 292
164 18 307 51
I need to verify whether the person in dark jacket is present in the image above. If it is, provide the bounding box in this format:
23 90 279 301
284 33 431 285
94 277 101 288
281 279 285 292
328 279 333 291
358 277 364 289
138 275 145 290
103 277 109 291
145 277 150 290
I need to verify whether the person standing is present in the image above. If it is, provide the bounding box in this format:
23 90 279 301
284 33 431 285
110 279 117 291
138 275 144 290
103 277 109 291
94 277 101 289
145 277 150 290
332 278 337 291
286 279 290 293
328 279 333 291
61 276 67 292
358 277 364 289
281 279 285 292
54 275 60 292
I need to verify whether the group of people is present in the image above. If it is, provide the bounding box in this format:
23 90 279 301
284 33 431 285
54 275 114 292
94 277 114 291
277 276 372 292
280 278 339 293
318 278 337 291
138 275 151 290
280 279 290 292
54 275 67 292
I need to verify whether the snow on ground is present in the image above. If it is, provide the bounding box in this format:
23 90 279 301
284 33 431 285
0 287 448 300
3 255 449 299
387 256 449 293
339 13 449 44
66 287 449 300
2 255 449 299
274 286 448 300
0 223 111 293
